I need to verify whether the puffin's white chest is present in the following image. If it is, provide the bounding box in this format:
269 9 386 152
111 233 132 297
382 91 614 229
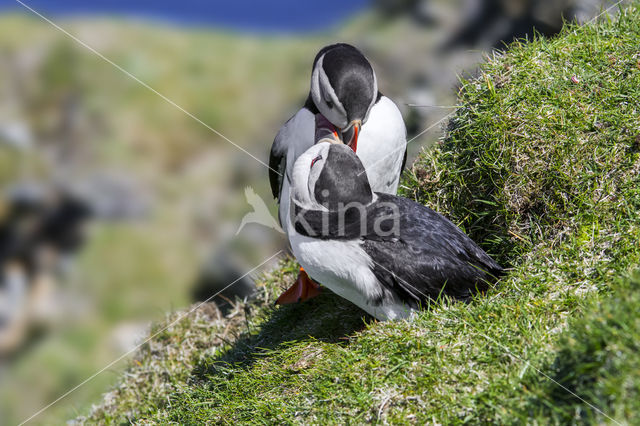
356 96 407 194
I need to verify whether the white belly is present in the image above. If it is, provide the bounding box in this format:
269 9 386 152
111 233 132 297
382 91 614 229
290 233 413 321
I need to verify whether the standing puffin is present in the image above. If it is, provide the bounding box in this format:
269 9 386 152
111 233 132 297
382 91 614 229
287 143 503 320
269 43 407 303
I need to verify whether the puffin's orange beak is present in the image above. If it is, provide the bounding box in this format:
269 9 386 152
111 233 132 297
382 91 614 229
344 120 361 153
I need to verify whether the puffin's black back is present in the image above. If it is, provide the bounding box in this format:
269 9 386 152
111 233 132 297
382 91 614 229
362 193 504 307
314 144 372 210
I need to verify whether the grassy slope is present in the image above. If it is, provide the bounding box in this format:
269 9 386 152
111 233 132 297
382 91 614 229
81 5 640 424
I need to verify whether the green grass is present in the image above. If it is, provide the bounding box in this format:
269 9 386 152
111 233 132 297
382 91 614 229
516 271 640 423
80 4 640 424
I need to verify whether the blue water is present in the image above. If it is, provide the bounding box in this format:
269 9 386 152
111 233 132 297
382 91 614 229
0 0 371 33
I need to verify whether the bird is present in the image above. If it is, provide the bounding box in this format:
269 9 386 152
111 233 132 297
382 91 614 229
286 142 504 320
236 187 283 236
269 43 407 303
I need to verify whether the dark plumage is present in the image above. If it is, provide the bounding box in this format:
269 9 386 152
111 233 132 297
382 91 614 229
313 143 373 209
362 193 503 306
319 44 375 122
290 143 503 318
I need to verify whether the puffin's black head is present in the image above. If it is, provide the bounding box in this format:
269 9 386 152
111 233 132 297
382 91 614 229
310 43 378 153
310 144 372 210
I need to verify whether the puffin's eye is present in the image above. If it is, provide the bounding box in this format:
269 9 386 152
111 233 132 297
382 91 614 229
326 100 334 109
310 154 322 168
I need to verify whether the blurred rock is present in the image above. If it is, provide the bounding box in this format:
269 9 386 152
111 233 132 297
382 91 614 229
374 0 438 24
191 250 257 316
0 263 29 357
0 120 33 151
0 182 92 355
444 0 623 50
72 172 152 221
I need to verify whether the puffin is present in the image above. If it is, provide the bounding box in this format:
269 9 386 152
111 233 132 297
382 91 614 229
269 43 407 303
286 142 503 320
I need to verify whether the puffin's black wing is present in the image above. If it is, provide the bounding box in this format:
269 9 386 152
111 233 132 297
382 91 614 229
400 147 408 174
268 119 292 201
269 104 317 201
361 193 503 307
268 140 286 201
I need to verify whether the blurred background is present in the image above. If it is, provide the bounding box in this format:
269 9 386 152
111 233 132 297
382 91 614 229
0 0 624 423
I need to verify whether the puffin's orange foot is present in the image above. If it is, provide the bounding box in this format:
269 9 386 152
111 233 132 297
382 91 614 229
275 267 322 305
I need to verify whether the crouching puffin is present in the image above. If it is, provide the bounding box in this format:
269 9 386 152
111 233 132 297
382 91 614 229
286 142 503 320
269 43 407 303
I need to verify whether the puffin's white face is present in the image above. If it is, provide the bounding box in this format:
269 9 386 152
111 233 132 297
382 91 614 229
311 55 350 130
291 142 374 215
291 142 331 210
310 47 378 151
